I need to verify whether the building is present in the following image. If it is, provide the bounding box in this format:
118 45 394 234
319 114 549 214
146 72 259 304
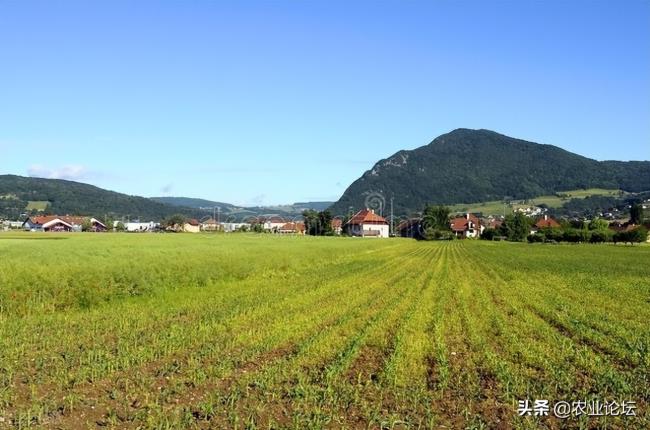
221 222 250 232
183 219 201 233
278 221 305 234
530 215 561 234
345 209 389 238
397 218 423 239
201 218 220 231
121 221 159 232
23 216 106 232
262 216 288 232
450 213 484 238
330 218 343 235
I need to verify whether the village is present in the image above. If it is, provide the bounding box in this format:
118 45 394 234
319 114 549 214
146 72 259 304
3 201 649 243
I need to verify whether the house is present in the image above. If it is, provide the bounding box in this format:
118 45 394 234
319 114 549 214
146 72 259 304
485 218 503 230
262 216 288 232
530 215 561 234
23 216 106 232
122 221 159 232
201 218 220 231
278 221 305 234
183 219 201 233
331 218 343 235
221 222 251 232
450 213 484 238
397 218 423 239
345 208 389 238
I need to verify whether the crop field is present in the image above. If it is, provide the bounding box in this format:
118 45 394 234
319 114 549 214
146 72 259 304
0 233 648 429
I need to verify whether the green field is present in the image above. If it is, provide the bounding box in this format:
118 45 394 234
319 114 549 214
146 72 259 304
0 234 648 429
448 188 625 215
23 201 49 212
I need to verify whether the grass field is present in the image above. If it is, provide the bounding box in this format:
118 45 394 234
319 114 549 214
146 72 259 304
448 188 624 216
0 233 648 429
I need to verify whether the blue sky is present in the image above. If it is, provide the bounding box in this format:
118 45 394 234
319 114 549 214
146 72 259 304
1 1 649 206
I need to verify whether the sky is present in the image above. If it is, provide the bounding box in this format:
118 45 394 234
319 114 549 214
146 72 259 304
1 0 649 206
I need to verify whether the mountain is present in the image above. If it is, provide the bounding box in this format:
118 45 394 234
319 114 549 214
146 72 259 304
0 175 202 221
151 197 238 211
329 129 650 216
152 197 334 217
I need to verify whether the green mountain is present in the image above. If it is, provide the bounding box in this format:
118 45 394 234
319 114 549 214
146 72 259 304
151 197 239 211
329 129 650 216
0 175 201 221
152 197 334 217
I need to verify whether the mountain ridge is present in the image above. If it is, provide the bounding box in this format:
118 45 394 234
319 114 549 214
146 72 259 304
329 128 650 216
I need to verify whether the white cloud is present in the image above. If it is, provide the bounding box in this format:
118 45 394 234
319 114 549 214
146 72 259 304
27 164 90 181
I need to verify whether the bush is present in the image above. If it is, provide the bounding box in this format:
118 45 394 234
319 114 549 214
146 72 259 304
481 228 497 240
589 230 610 243
527 233 544 243
615 226 648 244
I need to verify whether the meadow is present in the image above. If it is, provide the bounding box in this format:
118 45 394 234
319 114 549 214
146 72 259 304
0 233 648 429
447 188 624 215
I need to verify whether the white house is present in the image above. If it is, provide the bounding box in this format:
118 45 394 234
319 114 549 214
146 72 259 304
345 208 389 238
450 213 484 238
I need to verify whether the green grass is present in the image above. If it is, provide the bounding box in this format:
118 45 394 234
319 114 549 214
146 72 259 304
24 201 49 211
448 188 624 215
0 233 648 429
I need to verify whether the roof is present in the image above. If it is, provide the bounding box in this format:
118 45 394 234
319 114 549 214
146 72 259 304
202 218 218 225
450 214 481 232
346 209 388 225
535 217 560 229
28 215 89 226
331 219 343 228
279 222 305 232
186 219 200 226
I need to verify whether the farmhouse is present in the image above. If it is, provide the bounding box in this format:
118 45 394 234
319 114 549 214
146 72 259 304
23 216 106 232
397 218 422 238
278 221 305 234
330 218 343 235
263 216 288 232
221 222 250 232
122 221 159 232
450 213 484 238
183 219 201 233
345 209 389 238
200 218 220 231
530 215 561 234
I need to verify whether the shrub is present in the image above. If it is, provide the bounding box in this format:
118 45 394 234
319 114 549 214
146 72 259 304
481 228 497 240
527 233 544 243
589 230 610 243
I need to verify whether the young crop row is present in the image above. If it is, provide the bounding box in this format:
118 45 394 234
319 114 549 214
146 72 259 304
0 233 648 428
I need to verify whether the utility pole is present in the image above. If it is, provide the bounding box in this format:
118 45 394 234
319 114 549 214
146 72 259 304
390 196 394 237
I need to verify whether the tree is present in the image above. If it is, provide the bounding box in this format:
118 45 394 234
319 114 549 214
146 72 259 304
480 228 497 240
589 230 610 243
630 204 644 225
115 221 125 232
499 212 531 241
81 218 93 232
303 209 334 236
588 218 609 231
162 214 186 231
422 205 451 231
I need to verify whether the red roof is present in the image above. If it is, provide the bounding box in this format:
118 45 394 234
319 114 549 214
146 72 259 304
279 222 305 232
450 214 481 232
186 219 200 226
331 219 343 229
346 209 388 225
30 215 88 225
535 217 560 229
